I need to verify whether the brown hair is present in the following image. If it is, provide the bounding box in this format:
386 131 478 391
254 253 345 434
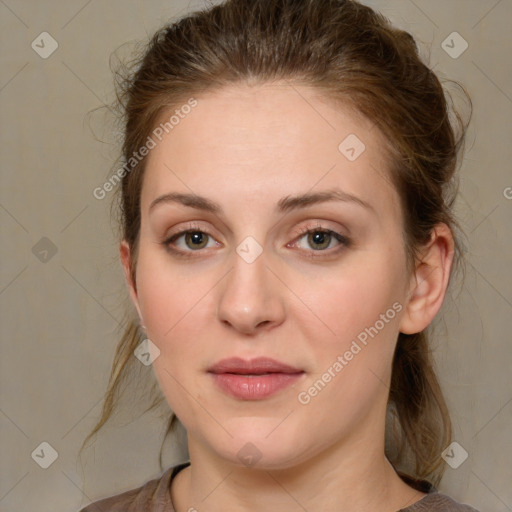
81 0 471 488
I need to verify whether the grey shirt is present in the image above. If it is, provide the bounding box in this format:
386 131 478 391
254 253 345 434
78 462 481 512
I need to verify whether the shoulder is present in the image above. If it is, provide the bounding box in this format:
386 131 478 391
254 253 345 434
76 462 190 512
400 491 481 511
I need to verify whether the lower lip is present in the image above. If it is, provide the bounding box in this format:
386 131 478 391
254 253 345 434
210 372 304 400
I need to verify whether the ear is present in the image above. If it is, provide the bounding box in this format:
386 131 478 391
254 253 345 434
120 240 143 322
399 223 455 335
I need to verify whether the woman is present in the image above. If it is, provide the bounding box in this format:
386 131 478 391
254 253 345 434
79 0 479 510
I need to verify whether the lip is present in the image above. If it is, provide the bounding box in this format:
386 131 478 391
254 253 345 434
208 357 303 375
208 357 305 400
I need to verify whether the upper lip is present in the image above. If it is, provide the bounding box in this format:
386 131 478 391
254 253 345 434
208 357 303 375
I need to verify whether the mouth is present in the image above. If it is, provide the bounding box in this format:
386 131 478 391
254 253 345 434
208 356 303 375
207 357 305 400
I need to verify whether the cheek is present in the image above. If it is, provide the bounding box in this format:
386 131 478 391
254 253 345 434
291 247 405 413
134 247 219 382
293 269 402 436
135 246 203 339
296 258 403 348
136 256 210 416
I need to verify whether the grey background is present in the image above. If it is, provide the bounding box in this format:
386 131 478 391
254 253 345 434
0 0 511 511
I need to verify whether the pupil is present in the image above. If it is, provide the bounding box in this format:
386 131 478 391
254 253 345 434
310 231 329 250
188 232 206 248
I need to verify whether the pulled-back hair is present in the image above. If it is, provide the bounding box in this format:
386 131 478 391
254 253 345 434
82 0 471 488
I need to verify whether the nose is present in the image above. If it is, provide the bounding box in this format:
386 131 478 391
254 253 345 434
216 248 286 335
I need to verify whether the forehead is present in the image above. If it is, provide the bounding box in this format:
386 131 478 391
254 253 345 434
141 82 399 219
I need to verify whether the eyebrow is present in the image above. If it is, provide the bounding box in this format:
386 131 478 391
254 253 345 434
148 188 375 215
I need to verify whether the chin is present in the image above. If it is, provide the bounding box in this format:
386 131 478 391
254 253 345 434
206 422 310 470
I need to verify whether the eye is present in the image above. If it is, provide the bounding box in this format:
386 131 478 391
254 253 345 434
289 224 350 255
161 222 350 259
162 222 220 257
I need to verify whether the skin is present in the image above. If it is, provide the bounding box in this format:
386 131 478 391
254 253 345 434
120 82 454 512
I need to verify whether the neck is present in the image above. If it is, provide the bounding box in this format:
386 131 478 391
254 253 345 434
171 426 426 512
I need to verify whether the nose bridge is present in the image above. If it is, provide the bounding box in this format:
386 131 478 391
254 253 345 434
216 235 285 334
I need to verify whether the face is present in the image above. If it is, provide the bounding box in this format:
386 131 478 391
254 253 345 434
123 82 414 470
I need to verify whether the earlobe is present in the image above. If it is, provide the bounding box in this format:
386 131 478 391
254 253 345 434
399 224 455 335
119 240 143 321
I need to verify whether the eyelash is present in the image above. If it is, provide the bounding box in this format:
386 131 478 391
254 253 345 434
161 222 351 259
